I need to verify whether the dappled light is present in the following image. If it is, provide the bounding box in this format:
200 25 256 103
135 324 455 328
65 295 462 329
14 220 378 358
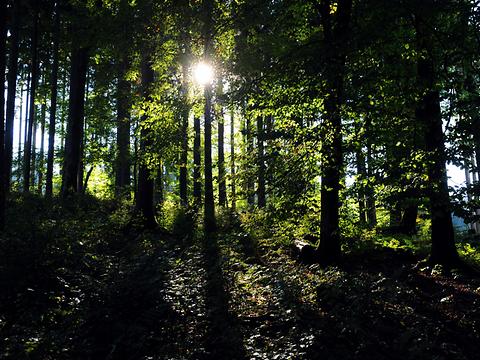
1 0 480 359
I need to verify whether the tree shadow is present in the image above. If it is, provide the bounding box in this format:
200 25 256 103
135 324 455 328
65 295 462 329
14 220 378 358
202 232 247 360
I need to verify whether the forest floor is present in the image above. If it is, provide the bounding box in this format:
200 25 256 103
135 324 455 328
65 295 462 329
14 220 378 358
1 195 480 359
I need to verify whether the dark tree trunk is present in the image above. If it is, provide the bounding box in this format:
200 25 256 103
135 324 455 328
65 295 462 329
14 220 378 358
115 57 131 195
46 6 60 197
0 0 7 229
218 104 227 207
356 149 367 225
77 75 89 194
203 0 216 232
17 82 24 176
155 162 164 205
230 108 236 210
400 204 418 235
257 116 266 208
415 14 458 265
24 7 39 193
61 45 89 196
37 101 46 193
83 166 94 191
365 140 376 227
316 0 352 265
179 60 189 206
193 116 202 207
135 52 156 228
4 0 21 190
245 116 254 207
204 84 216 232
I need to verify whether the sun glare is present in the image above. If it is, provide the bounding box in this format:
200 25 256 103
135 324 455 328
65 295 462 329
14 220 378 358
193 61 214 86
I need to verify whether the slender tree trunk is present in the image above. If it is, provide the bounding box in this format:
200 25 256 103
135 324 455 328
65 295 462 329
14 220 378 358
179 60 189 206
365 140 376 227
31 109 38 189
356 149 367 225
193 116 202 207
135 51 156 227
218 103 227 207
257 116 266 208
60 71 66 153
245 116 255 206
415 14 458 265
5 0 21 190
0 0 7 229
203 0 216 232
17 82 24 177
61 45 89 196
156 162 164 205
230 108 236 211
24 7 39 193
204 84 216 232
77 74 89 194
37 102 46 193
316 0 352 265
46 6 60 197
115 57 131 195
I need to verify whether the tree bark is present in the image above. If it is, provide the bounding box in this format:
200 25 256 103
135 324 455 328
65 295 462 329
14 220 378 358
135 51 156 228
4 0 21 190
61 45 89 196
46 6 60 197
415 13 458 265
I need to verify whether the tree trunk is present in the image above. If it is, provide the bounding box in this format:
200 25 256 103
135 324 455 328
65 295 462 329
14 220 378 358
46 6 60 197
415 14 458 265
115 57 131 195
193 115 202 207
17 82 24 177
257 116 266 208
204 83 216 232
245 116 255 207
0 0 7 229
61 45 89 196
135 51 156 228
24 7 39 193
4 0 21 190
316 0 352 265
155 162 164 205
179 60 189 206
218 102 227 207
356 149 367 225
37 101 46 193
365 140 376 227
230 108 236 211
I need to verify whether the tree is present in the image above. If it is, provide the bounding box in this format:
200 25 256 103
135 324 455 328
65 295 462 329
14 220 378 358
316 0 353 264
46 3 60 197
415 6 458 265
61 44 89 196
4 0 21 190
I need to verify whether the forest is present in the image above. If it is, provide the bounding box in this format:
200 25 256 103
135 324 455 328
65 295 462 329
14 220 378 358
1 0 480 359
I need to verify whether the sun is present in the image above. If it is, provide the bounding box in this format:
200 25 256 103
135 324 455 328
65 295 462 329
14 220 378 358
193 61 214 86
